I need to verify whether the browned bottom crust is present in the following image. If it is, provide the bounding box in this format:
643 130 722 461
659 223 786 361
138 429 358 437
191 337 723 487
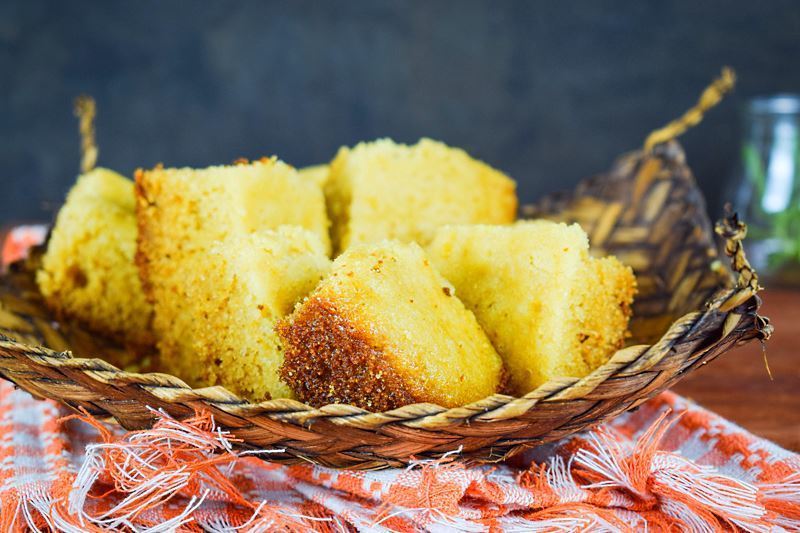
277 297 415 411
39 295 155 369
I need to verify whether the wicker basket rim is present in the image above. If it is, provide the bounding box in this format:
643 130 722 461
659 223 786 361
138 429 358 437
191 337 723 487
0 211 768 431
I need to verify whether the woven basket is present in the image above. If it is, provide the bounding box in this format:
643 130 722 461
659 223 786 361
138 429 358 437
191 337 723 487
0 138 771 469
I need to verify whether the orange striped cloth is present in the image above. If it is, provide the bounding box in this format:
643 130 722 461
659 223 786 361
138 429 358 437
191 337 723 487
1 226 798 532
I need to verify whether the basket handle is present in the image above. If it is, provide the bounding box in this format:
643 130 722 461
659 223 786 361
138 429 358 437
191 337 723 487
643 67 736 152
74 95 98 173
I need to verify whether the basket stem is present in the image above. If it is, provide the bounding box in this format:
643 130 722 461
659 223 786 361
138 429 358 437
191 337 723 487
643 67 736 152
74 95 98 174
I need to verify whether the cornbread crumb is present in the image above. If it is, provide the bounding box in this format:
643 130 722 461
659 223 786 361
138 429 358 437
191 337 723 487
428 221 636 394
278 241 504 410
37 168 154 358
135 158 330 386
325 138 517 254
185 228 330 400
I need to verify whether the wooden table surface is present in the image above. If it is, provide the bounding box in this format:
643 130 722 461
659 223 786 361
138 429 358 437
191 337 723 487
673 289 800 451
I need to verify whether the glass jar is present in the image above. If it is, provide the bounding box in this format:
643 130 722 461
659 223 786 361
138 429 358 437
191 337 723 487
731 94 800 286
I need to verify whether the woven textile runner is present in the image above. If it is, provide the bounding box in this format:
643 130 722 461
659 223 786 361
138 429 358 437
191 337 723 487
1 227 798 532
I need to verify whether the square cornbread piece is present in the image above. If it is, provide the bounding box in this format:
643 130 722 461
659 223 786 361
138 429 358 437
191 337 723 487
427 221 636 395
37 168 155 358
184 227 330 400
278 241 504 410
325 138 517 254
135 157 330 385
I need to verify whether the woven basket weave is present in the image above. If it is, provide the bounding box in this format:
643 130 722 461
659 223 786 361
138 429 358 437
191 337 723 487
0 139 771 470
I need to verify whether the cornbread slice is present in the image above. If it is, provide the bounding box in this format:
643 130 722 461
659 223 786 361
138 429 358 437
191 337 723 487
427 221 636 395
278 241 504 410
580 256 638 370
299 164 329 188
325 138 517 254
37 168 155 358
184 228 330 400
135 157 330 385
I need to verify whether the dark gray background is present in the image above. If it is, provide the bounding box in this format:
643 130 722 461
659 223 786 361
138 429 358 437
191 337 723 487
3 0 800 221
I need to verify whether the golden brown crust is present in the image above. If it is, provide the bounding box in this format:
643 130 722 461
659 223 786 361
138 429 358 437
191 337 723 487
277 297 415 411
38 293 154 366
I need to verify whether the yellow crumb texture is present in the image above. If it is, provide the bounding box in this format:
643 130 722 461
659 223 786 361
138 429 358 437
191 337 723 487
185 228 330 400
37 168 155 355
428 221 636 395
325 138 517 254
135 158 330 386
298 164 329 188
278 241 504 410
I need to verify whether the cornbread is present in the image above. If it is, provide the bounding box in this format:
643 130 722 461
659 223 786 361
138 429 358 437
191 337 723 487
135 157 330 385
185 228 330 400
325 138 517 254
299 164 329 188
278 241 504 410
428 221 636 394
37 168 155 356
